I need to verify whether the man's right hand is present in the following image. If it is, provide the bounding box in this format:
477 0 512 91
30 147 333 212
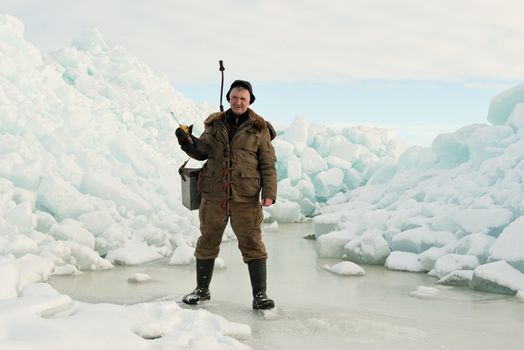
175 125 193 145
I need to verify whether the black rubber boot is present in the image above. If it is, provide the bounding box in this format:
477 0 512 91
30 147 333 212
182 258 214 305
248 259 275 310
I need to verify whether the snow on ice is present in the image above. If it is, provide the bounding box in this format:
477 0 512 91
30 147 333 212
2 13 524 349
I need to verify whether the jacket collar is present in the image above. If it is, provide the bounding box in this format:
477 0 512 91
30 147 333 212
204 108 267 130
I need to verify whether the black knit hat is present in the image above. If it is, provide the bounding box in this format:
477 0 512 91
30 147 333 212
226 80 256 104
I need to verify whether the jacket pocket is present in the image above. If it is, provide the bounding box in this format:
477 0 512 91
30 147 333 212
235 165 261 198
231 134 259 167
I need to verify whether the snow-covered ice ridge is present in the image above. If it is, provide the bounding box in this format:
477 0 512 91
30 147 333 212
0 12 406 274
0 14 212 273
267 117 408 222
315 83 524 295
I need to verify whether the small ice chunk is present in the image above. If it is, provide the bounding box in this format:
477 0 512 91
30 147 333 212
323 261 365 276
454 233 496 263
489 215 524 272
469 126 516 165
429 254 480 279
470 260 524 295
312 212 343 238
487 83 524 125
316 229 357 258
169 245 195 265
418 244 455 272
301 147 327 175
453 208 513 236
313 168 344 199
127 273 153 283
385 251 425 272
409 286 440 299
431 124 484 167
436 270 474 287
344 231 390 265
391 227 456 254
265 199 303 223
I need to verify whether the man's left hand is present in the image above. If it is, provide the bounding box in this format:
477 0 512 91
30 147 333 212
261 198 274 207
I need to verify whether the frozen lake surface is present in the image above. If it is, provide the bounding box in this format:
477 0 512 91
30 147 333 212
49 222 524 350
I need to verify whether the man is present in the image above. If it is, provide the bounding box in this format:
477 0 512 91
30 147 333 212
175 80 277 310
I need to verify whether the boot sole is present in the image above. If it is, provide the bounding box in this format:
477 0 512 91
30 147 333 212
182 295 210 305
253 299 275 310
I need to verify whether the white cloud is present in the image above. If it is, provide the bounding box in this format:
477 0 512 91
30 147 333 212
4 0 524 83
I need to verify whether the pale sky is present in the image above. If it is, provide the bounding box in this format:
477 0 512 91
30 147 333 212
3 0 524 145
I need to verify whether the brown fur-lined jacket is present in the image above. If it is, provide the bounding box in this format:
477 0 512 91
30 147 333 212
181 108 277 203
